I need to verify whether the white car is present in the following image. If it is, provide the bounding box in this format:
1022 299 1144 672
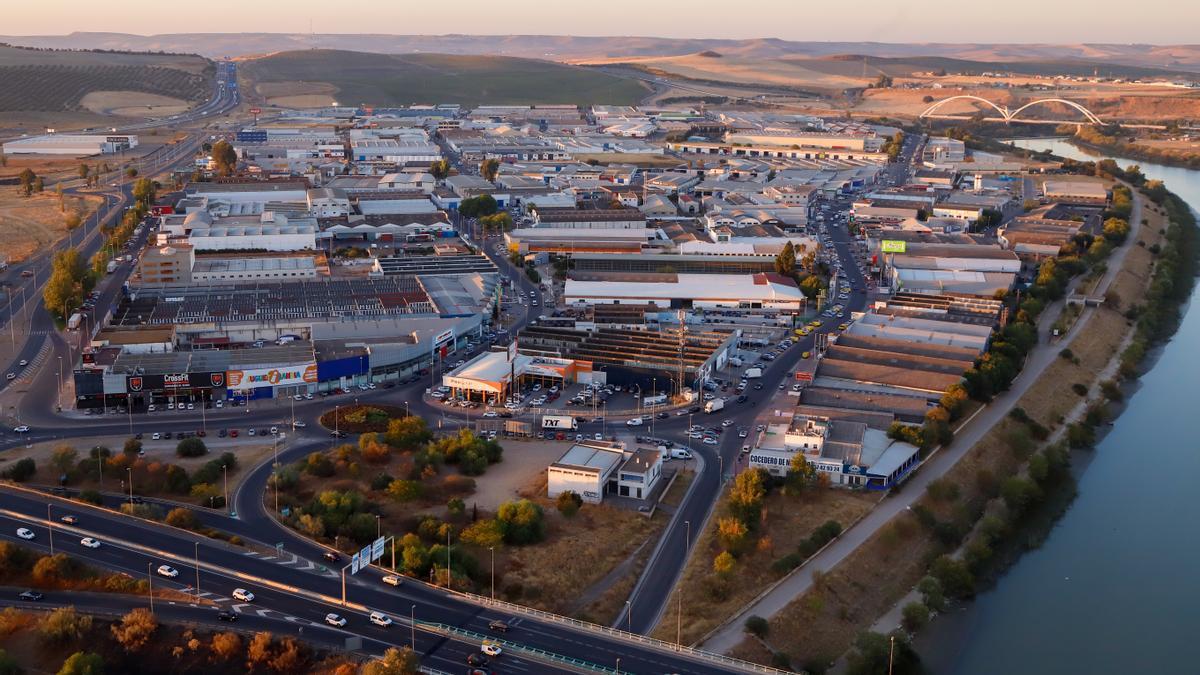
215 400 223 409
381 575 401 587
703 437 719 445
18 360 27 367
291 421 306 429
13 425 29 434
80 537 101 549
482 411 497 418
152 432 161 440
156 565 179 578
324 613 347 627
148 404 156 412
16 528 34 540
232 588 255 602
369 611 393 627
186 403 195 410
481 642 503 657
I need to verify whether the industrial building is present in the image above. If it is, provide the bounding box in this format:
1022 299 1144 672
546 442 663 503
748 415 920 489
564 272 807 310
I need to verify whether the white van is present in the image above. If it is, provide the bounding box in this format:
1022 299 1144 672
670 448 693 460
625 417 644 427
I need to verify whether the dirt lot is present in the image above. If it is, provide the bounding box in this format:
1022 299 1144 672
0 190 101 263
80 90 191 117
468 440 571 511
650 485 878 646
252 80 339 108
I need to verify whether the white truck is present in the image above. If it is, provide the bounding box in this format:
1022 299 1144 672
67 313 82 330
744 367 763 379
106 260 118 274
542 415 578 431
704 398 725 414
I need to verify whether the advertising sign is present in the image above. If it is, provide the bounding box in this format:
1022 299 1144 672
881 240 906 254
432 328 455 353
163 373 191 389
371 537 385 562
226 364 318 390
249 107 261 115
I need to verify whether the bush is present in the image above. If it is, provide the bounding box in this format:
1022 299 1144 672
165 507 199 530
901 601 931 632
303 452 335 477
77 489 102 506
496 499 545 545
4 458 35 482
926 477 960 502
57 652 103 675
110 608 157 652
930 555 974 599
771 552 803 574
1071 383 1089 396
555 491 582 517
744 615 769 638
38 607 92 646
175 437 207 458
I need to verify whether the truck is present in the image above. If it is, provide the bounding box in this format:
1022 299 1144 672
744 367 763 379
67 313 82 330
542 415 577 431
728 356 743 367
106 260 118 274
704 398 725 414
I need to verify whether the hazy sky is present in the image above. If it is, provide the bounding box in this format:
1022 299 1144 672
8 0 1199 43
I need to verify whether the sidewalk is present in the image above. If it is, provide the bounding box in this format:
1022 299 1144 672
701 191 1144 654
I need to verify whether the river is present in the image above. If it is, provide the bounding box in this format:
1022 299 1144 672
920 138 1200 675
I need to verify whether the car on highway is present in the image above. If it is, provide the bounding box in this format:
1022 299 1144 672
152 432 160 440
18 590 43 601
488 620 509 633
738 429 748 438
217 610 238 622
5 374 13 381
13 425 29 433
156 565 179 578
60 515 78 525
17 360 27 367
15 528 34 540
481 642 503 657
381 574 401 587
466 654 489 667
369 611 393 627
232 588 255 602
324 613 347 627
80 538 101 549
321 551 340 563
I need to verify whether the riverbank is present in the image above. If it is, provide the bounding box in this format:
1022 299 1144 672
912 145 1200 675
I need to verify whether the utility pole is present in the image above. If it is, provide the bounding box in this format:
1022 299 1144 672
194 541 201 600
47 504 54 556
148 562 154 613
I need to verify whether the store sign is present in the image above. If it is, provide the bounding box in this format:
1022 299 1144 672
226 364 318 390
163 373 191 388
432 329 454 352
881 240 906 254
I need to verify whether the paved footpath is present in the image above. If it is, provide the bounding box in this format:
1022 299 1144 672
702 191 1143 654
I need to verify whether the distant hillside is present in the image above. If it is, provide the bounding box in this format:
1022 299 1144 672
239 50 649 106
793 55 1198 81
5 33 1200 74
0 44 212 113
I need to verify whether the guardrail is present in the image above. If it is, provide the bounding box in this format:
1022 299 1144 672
441 589 791 675
419 620 611 673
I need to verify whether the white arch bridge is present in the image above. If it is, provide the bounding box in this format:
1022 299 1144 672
919 95 1105 125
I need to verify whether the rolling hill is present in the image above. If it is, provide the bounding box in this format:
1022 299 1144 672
239 50 649 106
0 44 213 114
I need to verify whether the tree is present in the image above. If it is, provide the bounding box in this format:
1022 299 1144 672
246 632 274 670
716 517 749 555
744 615 769 638
209 632 243 661
176 437 207 457
713 550 736 577
555 490 583 517
110 608 157 652
3 458 35 482
798 274 824 300
33 176 44 193
38 607 92 646
165 507 199 530
57 652 103 675
727 468 767 528
124 167 138 179
123 438 142 458
49 445 78 476
362 647 421 675
846 631 920 675
385 416 431 449
210 140 238 176
428 160 450 181
78 164 90 180
458 194 498 218
901 601 931 631
132 177 155 208
787 452 817 491
774 241 796 276
17 168 36 196
480 212 512 233
479 158 500 182
386 479 424 502
459 518 504 548
64 211 82 231
496 499 545 544
873 74 894 88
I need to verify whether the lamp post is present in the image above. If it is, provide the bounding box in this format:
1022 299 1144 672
624 600 632 633
678 519 690 648
127 467 133 506
56 356 63 410
194 541 201 600
147 562 154 612
222 464 229 515
376 515 381 540
489 546 495 600
47 504 53 556
410 605 416 651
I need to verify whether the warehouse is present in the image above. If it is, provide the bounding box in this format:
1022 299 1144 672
2 133 138 156
546 442 663 504
564 272 806 310
748 415 920 489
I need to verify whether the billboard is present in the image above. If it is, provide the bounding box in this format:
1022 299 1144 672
881 240 906 254
126 372 226 392
226 364 317 391
432 328 454 354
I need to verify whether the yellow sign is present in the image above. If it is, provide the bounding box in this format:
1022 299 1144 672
881 240 906 254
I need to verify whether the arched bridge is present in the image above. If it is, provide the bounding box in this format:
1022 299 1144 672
919 95 1104 125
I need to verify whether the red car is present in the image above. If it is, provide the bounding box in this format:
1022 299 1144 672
229 429 239 438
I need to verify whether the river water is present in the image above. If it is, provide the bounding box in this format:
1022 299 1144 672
921 138 1200 675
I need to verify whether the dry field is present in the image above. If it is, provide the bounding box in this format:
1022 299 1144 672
80 91 192 117
650 485 878 646
0 191 100 263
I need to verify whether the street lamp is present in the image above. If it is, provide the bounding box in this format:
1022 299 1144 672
194 541 201 600
127 467 133 506
222 464 229 515
47 504 54 556
624 600 632 633
489 546 495 600
410 604 417 650
677 519 690 648
375 515 381 540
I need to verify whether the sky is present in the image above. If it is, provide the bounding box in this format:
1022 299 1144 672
7 0 1199 43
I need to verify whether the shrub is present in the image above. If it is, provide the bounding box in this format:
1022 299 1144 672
38 607 92 646
926 477 960 502
1071 383 1089 396
713 550 736 577
165 507 199 530
771 552 803 574
744 615 769 638
901 601 931 632
77 489 102 506
4 458 35 482
555 491 582 517
303 452 335 477
175 437 207 457
459 519 504 548
930 555 974 599
917 576 945 612
386 479 424 502
496 499 545 545
56 651 103 675
110 608 157 652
